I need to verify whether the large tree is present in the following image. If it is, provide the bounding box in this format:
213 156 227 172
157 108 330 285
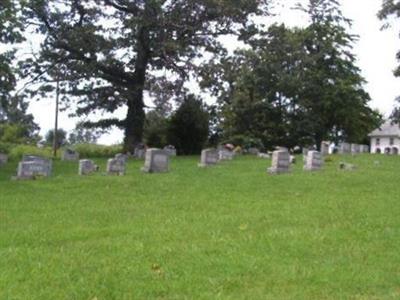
379 0 400 123
21 0 270 152
0 0 39 140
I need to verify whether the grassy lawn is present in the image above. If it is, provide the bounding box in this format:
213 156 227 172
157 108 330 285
0 154 399 299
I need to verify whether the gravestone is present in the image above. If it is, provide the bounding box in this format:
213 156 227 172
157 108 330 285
134 146 146 159
321 141 330 156
62 149 79 161
115 153 129 163
199 149 219 167
107 158 126 175
0 153 8 165
163 145 177 156
257 153 270 159
16 156 52 179
304 150 323 171
339 142 351 154
247 148 260 155
218 149 234 160
351 143 360 154
268 150 291 175
79 159 98 175
360 145 370 153
141 149 169 173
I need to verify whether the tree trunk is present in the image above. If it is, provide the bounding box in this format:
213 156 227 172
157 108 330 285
123 21 151 153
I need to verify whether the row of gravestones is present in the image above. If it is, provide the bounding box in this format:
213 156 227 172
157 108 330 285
338 143 370 154
268 149 323 174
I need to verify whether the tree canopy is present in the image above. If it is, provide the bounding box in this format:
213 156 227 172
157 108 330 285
21 0 270 151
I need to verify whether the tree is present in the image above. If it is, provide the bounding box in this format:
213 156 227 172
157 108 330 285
201 1 381 150
167 94 209 155
44 129 67 149
21 0 271 152
68 124 101 144
379 0 400 123
143 110 169 148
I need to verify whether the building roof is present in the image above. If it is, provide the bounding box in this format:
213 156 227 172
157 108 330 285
368 121 400 138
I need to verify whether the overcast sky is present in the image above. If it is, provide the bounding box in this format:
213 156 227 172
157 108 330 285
18 0 400 144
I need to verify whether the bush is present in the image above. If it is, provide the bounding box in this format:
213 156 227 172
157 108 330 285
167 95 209 155
73 143 123 158
8 145 55 160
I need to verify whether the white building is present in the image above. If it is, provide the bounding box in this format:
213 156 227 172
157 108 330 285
368 121 400 155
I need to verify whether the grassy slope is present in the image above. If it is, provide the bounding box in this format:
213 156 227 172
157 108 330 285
0 155 399 299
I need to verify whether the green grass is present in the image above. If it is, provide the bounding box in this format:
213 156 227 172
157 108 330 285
1 154 399 299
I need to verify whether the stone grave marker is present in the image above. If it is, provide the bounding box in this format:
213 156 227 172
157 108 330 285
199 149 219 167
339 142 351 154
115 153 129 163
16 156 52 179
321 141 330 156
107 158 126 175
351 143 360 154
134 146 146 159
268 150 291 175
79 159 98 175
141 149 169 173
304 150 323 171
0 153 8 165
248 148 260 155
163 145 177 156
218 148 234 160
62 149 79 161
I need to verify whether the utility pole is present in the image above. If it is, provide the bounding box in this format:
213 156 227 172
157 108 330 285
53 70 60 158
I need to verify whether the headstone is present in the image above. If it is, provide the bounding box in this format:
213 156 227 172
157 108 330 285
163 145 177 156
79 159 98 175
290 155 296 164
16 156 52 179
115 153 129 163
304 151 323 171
218 149 234 160
351 143 360 154
339 142 351 154
62 149 79 161
321 141 330 156
360 145 370 153
257 153 270 159
22 155 52 175
0 153 8 165
107 158 126 175
141 149 169 173
268 150 291 175
248 148 260 155
199 149 219 167
134 147 146 159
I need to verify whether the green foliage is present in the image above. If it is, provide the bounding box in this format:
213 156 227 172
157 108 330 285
73 143 123 158
7 144 54 160
143 110 168 148
44 129 67 149
68 126 101 145
167 95 209 155
1 155 400 298
21 0 271 151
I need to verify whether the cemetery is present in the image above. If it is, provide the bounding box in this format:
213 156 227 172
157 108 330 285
1 0 400 298
1 150 400 299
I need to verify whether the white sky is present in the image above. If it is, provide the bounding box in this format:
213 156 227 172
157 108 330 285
6 0 400 145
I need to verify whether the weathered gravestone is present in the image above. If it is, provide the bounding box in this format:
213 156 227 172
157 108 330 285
218 148 234 160
268 150 291 175
339 142 351 154
247 148 260 155
321 141 330 156
134 146 146 159
16 156 52 179
79 159 98 175
107 158 126 175
115 153 129 163
199 149 219 167
351 143 360 154
304 151 323 171
163 145 177 156
360 145 370 153
0 153 8 165
141 149 169 173
62 149 79 161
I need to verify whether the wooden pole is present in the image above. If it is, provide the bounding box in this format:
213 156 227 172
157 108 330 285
53 70 60 158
